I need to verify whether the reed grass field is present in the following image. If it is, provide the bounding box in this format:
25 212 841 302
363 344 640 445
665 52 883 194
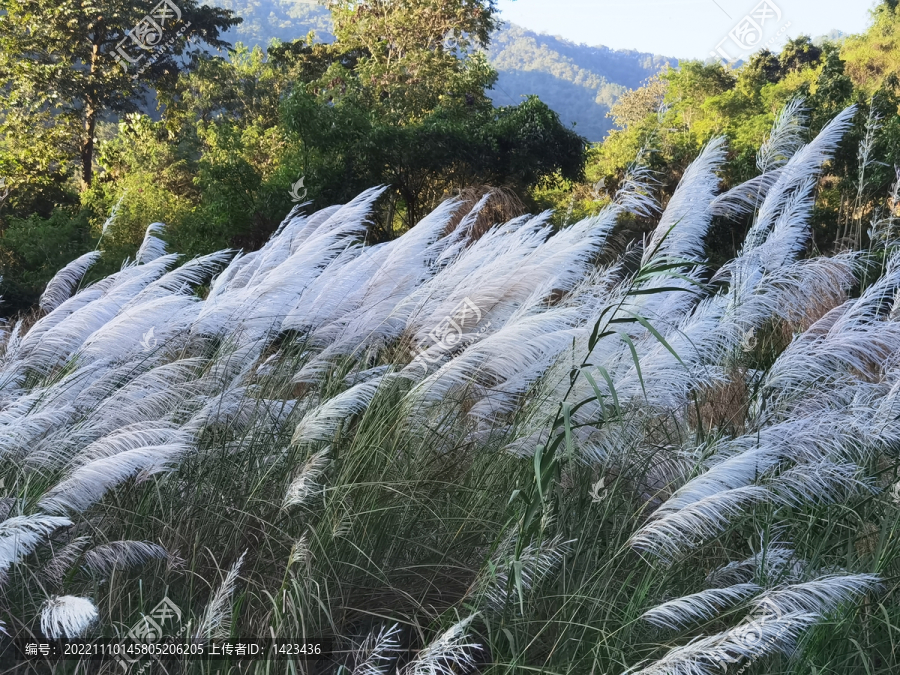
0 100 899 674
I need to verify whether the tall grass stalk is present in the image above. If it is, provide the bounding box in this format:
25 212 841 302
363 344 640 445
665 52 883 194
0 103 897 675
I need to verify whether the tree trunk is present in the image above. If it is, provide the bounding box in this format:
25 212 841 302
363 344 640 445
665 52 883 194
80 36 101 190
81 106 95 189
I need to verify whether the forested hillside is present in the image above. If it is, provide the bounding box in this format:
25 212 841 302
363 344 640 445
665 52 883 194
204 0 674 140
486 24 674 140
205 0 335 45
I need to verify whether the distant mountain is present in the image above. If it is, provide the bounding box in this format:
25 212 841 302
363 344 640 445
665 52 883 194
485 24 675 141
205 0 335 46
204 1 676 142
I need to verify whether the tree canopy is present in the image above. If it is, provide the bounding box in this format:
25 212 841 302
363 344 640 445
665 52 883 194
0 0 240 190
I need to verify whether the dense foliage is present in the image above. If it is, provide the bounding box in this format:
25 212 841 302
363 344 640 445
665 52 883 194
0 0 586 312
545 10 900 262
201 1 673 142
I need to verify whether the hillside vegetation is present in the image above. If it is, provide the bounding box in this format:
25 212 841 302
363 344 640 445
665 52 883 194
203 0 674 141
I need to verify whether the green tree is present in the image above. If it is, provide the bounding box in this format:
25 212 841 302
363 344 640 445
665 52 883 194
0 0 240 189
327 0 499 120
0 208 96 312
153 0 585 242
779 35 823 74
842 0 900 95
281 90 586 235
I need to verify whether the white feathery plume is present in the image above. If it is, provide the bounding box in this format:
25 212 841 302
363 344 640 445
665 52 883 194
38 444 189 514
214 247 265 295
194 550 246 640
651 447 782 518
401 614 481 675
641 583 761 631
485 535 575 610
709 170 784 218
288 534 310 567
297 197 470 355
409 307 580 407
78 295 199 363
706 547 801 588
612 158 660 218
763 269 900 401
307 211 546 373
76 358 206 440
20 255 178 374
642 136 726 265
745 105 857 251
477 534 574 611
281 244 373 334
82 540 170 576
0 514 72 572
750 574 881 616
136 222 167 264
629 486 771 561
194 188 384 342
43 536 91 583
344 364 394 387
99 192 125 237
623 611 820 675
181 386 252 435
70 422 190 468
40 595 99 638
201 339 268 389
39 251 102 313
0 406 76 459
15 288 104 363
353 623 402 675
710 98 809 218
291 377 387 444
755 175 818 270
769 461 873 508
289 205 343 252
758 97 808 173
283 448 331 509
0 318 24 365
125 249 233 308
0 360 110 428
207 250 249 299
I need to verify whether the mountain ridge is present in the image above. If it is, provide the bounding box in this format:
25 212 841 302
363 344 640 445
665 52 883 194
204 0 677 141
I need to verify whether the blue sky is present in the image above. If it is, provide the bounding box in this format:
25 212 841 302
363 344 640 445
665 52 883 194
495 0 877 59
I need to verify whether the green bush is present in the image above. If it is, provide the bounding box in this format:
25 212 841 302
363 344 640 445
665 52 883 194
0 208 96 314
